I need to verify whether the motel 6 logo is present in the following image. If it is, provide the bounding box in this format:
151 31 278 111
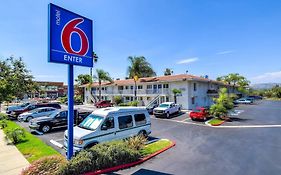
49 3 93 67
61 18 89 56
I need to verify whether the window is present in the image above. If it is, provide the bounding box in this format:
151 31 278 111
130 86 134 89
147 97 151 101
193 83 197 91
139 97 143 100
125 86 129 89
147 85 152 89
118 115 133 129
192 97 195 105
79 114 104 130
138 85 143 89
134 114 146 126
118 86 124 90
101 87 105 90
102 117 114 129
158 84 162 89
126 97 130 101
163 84 169 88
59 111 67 118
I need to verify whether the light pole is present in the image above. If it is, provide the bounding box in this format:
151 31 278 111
133 75 139 104
90 52 98 76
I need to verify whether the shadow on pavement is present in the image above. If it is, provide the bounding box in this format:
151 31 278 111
109 169 173 175
227 117 251 122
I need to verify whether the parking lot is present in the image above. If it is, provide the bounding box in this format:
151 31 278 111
11 100 281 175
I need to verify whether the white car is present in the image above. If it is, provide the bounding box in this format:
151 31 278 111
234 99 252 104
153 102 181 118
64 107 151 153
18 107 58 122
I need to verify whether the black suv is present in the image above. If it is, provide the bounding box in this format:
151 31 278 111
29 109 91 133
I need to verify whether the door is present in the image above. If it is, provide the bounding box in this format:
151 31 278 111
115 115 134 140
54 111 67 127
98 116 117 142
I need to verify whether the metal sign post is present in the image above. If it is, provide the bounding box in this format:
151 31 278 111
48 3 93 160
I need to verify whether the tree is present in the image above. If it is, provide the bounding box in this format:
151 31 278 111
75 74 93 101
93 69 113 101
217 73 250 94
127 56 156 78
210 88 234 119
164 68 173 76
172 88 182 104
0 57 36 107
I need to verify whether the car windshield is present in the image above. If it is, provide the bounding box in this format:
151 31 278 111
79 114 104 130
49 111 60 118
20 103 29 107
159 104 169 108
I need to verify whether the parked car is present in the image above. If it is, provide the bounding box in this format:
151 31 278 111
64 107 151 153
29 109 91 133
10 103 61 119
146 103 158 114
153 102 181 118
189 107 210 121
234 98 253 104
18 107 58 122
6 102 32 114
95 100 113 108
248 95 263 100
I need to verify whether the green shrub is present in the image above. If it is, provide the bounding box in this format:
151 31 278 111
58 96 67 104
4 127 26 144
114 96 123 105
128 101 139 106
119 102 129 106
0 113 8 120
0 119 7 129
58 141 141 175
125 135 147 151
21 155 66 175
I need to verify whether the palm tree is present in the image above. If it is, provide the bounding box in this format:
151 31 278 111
217 73 250 94
127 56 156 78
164 68 173 76
93 69 113 101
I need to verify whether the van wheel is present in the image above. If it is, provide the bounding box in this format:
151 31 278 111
40 125 51 133
85 142 98 149
138 130 148 138
26 116 33 122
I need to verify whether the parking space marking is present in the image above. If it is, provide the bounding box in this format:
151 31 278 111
50 139 64 149
213 124 281 128
152 117 207 127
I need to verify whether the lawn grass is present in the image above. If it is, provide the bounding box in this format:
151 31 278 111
140 139 173 156
3 120 59 163
207 118 225 126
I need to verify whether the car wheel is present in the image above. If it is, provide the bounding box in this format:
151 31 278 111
41 125 51 133
166 112 170 119
26 116 33 122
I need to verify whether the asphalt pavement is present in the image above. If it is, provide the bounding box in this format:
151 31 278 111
13 100 281 175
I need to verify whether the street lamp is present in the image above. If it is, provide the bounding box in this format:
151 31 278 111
90 52 98 76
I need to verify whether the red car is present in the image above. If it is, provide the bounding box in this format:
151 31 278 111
95 100 113 108
189 107 210 121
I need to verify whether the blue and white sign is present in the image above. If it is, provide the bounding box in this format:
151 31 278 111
48 3 93 67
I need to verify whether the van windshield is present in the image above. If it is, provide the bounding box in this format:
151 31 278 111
79 114 104 130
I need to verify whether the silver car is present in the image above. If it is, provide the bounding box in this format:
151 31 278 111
18 107 58 122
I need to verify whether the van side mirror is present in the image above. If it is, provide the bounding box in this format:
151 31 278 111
101 125 107 130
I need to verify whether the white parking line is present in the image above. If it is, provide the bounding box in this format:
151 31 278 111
213 124 281 128
50 139 64 149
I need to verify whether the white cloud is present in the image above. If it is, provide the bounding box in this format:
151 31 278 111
216 50 234 55
251 71 281 83
176 57 198 64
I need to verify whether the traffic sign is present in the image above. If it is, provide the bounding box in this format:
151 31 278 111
48 3 93 67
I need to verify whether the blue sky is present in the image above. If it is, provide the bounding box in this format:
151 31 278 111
0 0 281 84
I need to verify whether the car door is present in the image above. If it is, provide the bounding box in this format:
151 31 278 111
34 108 46 118
98 116 117 142
54 111 67 127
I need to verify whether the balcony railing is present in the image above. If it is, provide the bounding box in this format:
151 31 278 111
91 88 170 95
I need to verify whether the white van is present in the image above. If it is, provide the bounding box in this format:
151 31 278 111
64 107 151 152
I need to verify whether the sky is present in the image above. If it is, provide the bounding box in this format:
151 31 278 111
0 0 281 84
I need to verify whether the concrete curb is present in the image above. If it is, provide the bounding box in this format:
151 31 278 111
205 119 225 127
84 140 176 175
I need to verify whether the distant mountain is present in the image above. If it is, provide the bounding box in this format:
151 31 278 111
251 83 281 90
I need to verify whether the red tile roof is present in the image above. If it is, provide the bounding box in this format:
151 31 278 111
80 74 226 87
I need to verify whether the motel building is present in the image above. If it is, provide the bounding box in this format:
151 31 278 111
82 74 239 110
